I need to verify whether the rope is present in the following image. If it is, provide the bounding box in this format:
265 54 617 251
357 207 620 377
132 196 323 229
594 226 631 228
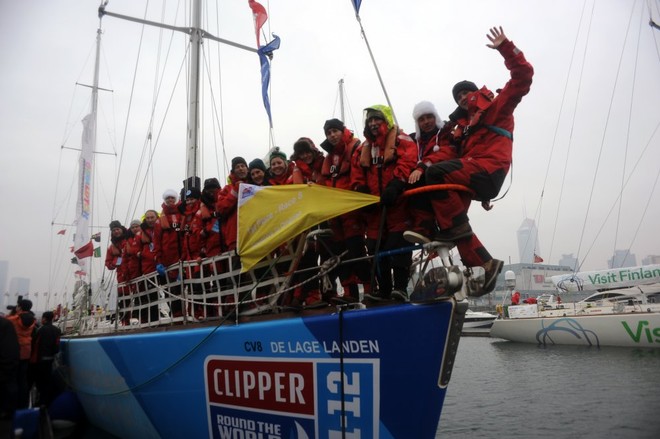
401 183 474 198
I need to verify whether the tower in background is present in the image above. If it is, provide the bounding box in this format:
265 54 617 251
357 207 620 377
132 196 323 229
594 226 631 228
517 218 539 264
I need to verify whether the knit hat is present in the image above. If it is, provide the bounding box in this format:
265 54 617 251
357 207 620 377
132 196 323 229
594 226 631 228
412 100 444 140
18 299 33 311
451 80 478 103
363 105 394 130
269 147 287 164
184 187 202 200
231 156 248 171
130 219 141 227
293 137 316 155
248 158 267 172
323 118 345 134
203 178 221 190
162 189 179 201
109 220 123 230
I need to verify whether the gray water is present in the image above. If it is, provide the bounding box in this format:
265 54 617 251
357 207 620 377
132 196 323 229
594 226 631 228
437 337 660 438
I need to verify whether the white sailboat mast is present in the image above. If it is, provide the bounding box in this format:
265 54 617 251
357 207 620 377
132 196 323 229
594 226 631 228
73 19 102 271
186 0 202 183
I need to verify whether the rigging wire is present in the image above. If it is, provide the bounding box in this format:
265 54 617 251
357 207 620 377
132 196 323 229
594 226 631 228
547 0 595 266
574 0 638 272
612 6 644 266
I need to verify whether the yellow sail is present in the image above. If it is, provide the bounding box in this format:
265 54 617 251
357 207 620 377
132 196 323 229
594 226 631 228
237 184 379 272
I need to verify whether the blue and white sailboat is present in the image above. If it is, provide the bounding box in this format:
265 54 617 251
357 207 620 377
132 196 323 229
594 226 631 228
56 2 490 438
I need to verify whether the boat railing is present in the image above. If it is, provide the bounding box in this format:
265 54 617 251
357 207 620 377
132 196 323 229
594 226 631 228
65 232 358 335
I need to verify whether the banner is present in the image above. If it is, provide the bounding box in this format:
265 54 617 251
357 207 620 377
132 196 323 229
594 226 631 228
237 184 379 272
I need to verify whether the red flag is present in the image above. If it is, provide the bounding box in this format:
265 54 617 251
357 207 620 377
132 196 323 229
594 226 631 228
74 241 94 259
57 229 66 235
248 0 268 46
534 253 544 263
74 270 87 277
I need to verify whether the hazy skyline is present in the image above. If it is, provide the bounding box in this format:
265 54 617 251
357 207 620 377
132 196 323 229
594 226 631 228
1 0 659 308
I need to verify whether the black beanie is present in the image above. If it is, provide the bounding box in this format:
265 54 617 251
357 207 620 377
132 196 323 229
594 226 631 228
323 118 345 134
248 158 267 172
231 156 248 171
184 187 202 200
203 178 221 190
109 220 123 230
452 80 478 103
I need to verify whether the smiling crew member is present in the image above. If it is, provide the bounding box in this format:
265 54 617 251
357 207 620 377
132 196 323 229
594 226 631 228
425 26 534 296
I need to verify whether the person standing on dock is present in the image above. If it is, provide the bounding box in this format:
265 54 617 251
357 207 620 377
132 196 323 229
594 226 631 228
425 26 534 296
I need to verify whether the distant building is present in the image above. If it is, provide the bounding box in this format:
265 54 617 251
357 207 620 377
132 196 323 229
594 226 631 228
517 218 539 264
558 254 578 271
608 250 636 268
642 255 660 265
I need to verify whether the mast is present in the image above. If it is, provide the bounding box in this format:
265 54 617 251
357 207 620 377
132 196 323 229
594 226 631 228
73 14 102 277
339 78 345 122
186 0 202 184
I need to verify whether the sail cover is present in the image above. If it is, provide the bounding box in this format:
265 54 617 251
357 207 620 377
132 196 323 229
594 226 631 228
237 184 379 272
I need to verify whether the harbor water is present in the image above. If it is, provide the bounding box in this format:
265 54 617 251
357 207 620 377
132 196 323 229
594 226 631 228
436 337 660 438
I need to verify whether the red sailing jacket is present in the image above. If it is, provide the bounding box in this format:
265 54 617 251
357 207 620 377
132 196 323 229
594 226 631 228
199 203 222 257
216 173 248 251
8 311 36 360
139 226 157 275
105 237 127 283
154 203 183 267
181 199 203 260
351 126 417 196
123 232 142 280
444 39 533 172
320 129 361 190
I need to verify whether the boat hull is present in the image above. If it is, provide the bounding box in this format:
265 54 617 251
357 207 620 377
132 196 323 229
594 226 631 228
60 301 460 438
490 312 660 348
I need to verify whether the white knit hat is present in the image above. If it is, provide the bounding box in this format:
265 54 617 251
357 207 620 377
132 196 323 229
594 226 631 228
162 189 179 201
412 100 444 141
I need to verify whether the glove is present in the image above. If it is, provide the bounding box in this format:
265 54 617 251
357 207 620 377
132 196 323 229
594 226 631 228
380 179 406 207
156 263 166 276
354 184 370 194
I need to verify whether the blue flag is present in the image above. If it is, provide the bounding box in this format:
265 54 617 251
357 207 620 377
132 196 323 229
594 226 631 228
352 0 362 14
257 34 281 126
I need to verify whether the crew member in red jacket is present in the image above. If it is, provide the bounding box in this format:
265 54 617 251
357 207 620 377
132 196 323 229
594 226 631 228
267 148 294 186
425 26 533 296
216 157 249 252
106 220 130 322
289 138 326 308
139 209 160 322
320 118 371 302
407 100 447 238
154 189 184 317
351 105 417 301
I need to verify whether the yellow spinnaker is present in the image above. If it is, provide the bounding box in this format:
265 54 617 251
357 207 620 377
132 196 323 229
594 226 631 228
237 184 379 272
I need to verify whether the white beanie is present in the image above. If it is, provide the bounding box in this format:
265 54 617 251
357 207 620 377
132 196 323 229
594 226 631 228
162 189 179 201
412 101 444 141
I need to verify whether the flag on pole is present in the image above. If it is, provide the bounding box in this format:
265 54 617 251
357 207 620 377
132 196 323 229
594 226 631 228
352 0 362 14
91 232 101 242
534 253 544 263
248 0 268 47
74 270 87 277
71 257 78 265
257 35 281 126
93 247 101 258
57 229 66 235
74 241 94 259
